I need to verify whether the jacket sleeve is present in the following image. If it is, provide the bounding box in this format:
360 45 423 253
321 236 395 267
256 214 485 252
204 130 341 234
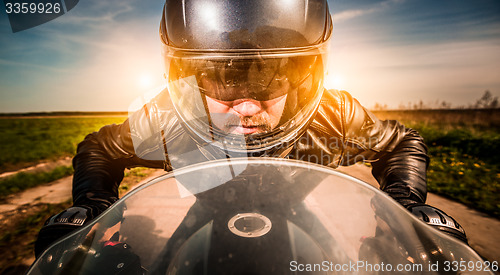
72 119 165 214
338 90 429 206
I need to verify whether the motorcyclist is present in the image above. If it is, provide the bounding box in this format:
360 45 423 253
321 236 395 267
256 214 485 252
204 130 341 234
35 0 467 258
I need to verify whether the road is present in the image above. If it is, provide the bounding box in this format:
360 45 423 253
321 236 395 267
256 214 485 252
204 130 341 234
1 164 498 264
336 164 500 263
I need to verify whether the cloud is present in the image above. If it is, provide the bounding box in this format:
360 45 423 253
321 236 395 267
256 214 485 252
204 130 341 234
2 0 499 112
60 1 134 25
0 0 166 112
334 0 404 22
328 36 500 108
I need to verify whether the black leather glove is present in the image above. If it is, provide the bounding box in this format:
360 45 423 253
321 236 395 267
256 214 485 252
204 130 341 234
34 206 93 258
35 201 127 259
406 203 468 244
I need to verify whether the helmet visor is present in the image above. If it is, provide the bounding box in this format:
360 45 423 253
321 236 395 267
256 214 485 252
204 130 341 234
170 55 318 102
164 46 327 153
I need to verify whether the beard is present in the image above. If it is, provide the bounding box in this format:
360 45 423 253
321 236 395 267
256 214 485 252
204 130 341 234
212 113 273 134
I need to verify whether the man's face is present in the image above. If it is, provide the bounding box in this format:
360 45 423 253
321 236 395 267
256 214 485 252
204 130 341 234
205 95 287 135
200 69 290 135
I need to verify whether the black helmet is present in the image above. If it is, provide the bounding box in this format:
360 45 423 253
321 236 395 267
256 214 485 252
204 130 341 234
160 0 332 156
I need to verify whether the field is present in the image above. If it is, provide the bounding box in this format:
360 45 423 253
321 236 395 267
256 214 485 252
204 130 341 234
0 116 128 200
372 109 500 217
0 167 156 274
0 110 498 273
1 110 499 216
0 115 149 274
0 116 127 173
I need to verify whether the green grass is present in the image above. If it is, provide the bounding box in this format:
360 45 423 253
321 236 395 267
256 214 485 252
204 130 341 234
1 114 498 218
403 122 500 218
0 117 126 171
0 166 74 199
427 150 499 216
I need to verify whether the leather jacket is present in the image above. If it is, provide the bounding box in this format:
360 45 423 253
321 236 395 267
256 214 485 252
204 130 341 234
72 89 428 214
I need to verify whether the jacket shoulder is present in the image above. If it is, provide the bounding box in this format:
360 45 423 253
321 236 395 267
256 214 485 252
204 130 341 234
310 89 354 137
320 89 345 105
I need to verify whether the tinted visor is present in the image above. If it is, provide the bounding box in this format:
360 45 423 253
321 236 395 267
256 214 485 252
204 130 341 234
168 54 322 102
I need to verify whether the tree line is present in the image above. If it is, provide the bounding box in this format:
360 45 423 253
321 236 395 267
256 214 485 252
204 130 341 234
373 90 498 110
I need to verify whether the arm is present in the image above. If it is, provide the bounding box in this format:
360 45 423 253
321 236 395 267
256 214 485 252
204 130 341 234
35 118 165 257
369 126 428 206
72 119 165 214
335 90 468 242
335 90 429 206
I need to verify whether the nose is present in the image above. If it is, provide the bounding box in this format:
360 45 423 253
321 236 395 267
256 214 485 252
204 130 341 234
232 99 262 116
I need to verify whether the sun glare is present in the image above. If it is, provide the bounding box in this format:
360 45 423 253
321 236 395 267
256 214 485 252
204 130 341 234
325 74 345 90
138 74 153 89
332 75 343 88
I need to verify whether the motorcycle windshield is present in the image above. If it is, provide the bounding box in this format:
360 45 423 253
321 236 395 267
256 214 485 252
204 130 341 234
29 158 490 275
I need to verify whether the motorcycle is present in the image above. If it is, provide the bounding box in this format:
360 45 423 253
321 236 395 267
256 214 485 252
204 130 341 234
28 158 494 274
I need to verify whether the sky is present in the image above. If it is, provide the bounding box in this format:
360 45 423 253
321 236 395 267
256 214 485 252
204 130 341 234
0 0 499 112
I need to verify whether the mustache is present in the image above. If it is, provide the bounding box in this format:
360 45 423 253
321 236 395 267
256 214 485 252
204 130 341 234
219 113 272 132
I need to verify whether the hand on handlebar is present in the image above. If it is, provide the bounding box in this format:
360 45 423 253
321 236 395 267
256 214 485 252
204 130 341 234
406 203 468 244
